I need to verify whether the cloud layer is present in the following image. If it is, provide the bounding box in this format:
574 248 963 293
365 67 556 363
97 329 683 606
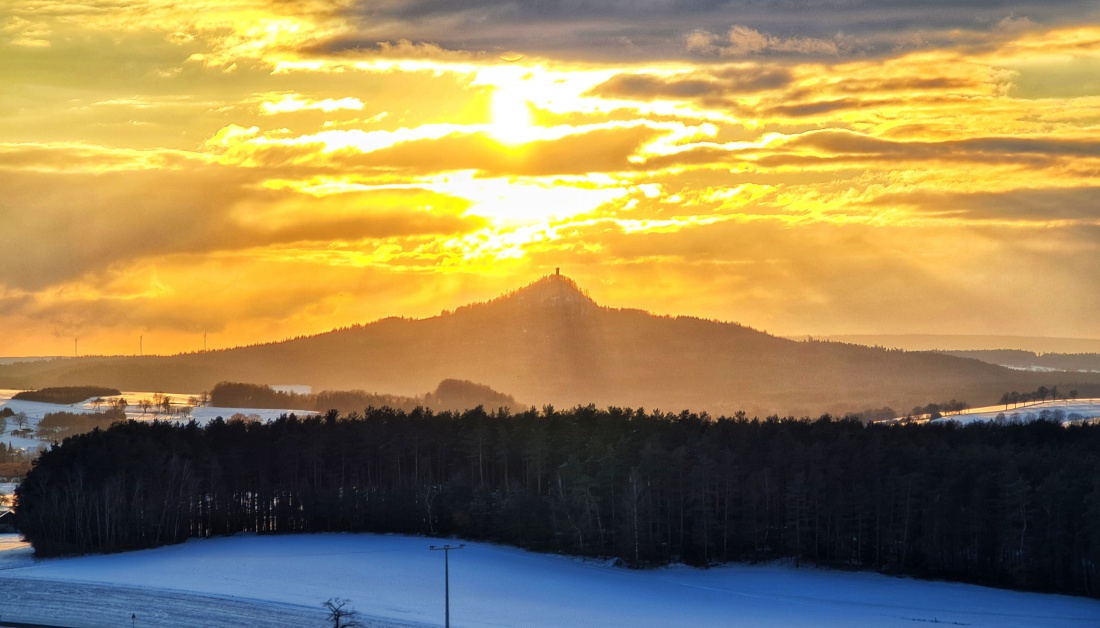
2 0 1099 355
331 0 1100 59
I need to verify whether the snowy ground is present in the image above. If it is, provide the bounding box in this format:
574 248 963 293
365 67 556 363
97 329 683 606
0 389 313 424
0 533 1098 628
874 399 1100 425
928 399 1100 425
0 388 314 454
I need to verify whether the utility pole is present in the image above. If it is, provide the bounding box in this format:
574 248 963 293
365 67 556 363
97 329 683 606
429 544 464 628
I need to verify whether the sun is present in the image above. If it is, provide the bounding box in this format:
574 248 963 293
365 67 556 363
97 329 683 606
489 86 536 145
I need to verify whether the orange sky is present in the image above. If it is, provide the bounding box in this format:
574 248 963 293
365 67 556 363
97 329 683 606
2 1 1100 356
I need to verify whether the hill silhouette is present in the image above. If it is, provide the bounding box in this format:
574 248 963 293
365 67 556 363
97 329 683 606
3 273 1100 416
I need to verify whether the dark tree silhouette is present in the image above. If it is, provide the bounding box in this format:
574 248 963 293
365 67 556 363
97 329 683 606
13 408 1100 598
322 598 361 628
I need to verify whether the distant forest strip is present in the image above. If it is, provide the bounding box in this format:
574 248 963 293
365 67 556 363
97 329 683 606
36 409 125 441
15 408 1100 598
209 380 522 414
12 387 121 405
945 350 1100 373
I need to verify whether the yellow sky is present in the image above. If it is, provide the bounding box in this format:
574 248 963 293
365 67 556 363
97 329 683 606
2 1 1100 356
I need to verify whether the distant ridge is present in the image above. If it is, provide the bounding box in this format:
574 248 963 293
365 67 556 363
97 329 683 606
3 274 1100 417
818 334 1100 354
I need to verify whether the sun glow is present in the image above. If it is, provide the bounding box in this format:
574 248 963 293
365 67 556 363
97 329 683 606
489 86 536 145
426 172 629 227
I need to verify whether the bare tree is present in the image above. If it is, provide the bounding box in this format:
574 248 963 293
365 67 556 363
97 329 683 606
14 412 28 430
322 598 362 628
151 393 172 416
138 398 152 416
419 484 441 534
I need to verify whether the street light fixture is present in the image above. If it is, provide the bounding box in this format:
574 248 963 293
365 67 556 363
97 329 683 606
429 544 464 628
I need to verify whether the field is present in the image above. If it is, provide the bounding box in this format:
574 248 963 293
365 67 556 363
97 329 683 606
929 399 1100 425
0 388 312 452
1 533 1099 627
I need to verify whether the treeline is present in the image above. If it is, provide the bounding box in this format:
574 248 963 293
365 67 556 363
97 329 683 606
209 382 413 413
14 408 1100 598
999 386 1079 409
947 350 1100 374
209 380 522 414
907 399 970 419
0 442 33 479
37 408 126 441
13 386 121 405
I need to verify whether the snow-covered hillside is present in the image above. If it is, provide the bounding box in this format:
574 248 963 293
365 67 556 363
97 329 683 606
0 388 314 452
929 399 1100 425
0 533 1098 628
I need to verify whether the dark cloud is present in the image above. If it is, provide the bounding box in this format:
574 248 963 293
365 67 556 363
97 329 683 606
781 132 1100 161
632 129 1100 170
826 76 980 95
0 166 480 290
588 66 793 101
768 98 862 117
324 0 1100 60
870 186 1100 222
705 131 1100 169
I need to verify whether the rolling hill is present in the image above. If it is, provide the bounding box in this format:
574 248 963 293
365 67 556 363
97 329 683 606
3 274 1099 416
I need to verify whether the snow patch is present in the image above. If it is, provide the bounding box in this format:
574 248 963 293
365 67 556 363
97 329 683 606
0 534 1096 628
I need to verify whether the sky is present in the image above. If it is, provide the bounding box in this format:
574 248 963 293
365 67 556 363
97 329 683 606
2 0 1100 356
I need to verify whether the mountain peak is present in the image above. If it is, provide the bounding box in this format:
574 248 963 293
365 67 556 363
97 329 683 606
501 271 599 310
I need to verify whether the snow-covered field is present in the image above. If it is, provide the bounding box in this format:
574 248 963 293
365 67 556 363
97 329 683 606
929 399 1100 425
874 399 1100 425
0 533 1098 628
0 389 313 424
0 388 314 453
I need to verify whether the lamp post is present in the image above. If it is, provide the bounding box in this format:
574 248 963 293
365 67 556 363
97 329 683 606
429 544 464 628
